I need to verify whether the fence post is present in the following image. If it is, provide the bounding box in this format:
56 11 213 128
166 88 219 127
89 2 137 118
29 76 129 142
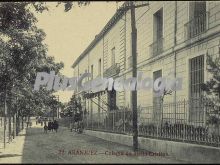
86 108 88 129
98 112 100 130
157 122 159 138
91 99 93 130
203 98 206 126
183 99 186 142
101 108 103 130
113 111 115 132
91 112 93 131
105 111 107 131
123 108 125 133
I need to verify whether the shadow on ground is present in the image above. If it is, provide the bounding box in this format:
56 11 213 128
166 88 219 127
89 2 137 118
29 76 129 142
19 126 186 164
0 154 22 158
21 127 47 163
21 126 73 163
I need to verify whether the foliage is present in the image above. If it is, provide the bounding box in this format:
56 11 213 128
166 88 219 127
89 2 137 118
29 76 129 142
201 54 220 97
63 95 83 120
201 54 220 125
0 2 78 117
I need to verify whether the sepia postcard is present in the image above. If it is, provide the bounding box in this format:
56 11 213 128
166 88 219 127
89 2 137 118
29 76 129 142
0 1 220 164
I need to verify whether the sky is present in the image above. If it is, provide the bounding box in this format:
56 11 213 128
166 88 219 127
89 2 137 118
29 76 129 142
34 2 123 103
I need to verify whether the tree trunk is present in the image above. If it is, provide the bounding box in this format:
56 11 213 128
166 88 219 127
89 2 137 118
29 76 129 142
13 114 15 139
22 116 24 130
16 113 20 136
8 115 11 142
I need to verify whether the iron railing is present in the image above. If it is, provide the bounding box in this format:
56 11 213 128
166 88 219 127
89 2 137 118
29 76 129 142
84 98 220 147
185 12 209 39
103 63 120 78
149 38 163 57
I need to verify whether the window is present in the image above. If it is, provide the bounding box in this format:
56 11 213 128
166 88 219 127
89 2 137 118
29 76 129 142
189 55 204 99
150 8 163 56
189 1 206 19
91 65 93 79
85 69 88 81
153 70 162 122
189 55 204 122
111 47 115 65
153 8 163 41
98 59 101 76
187 2 207 38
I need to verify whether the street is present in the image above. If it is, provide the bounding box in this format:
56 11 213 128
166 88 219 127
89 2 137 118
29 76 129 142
0 122 188 163
0 1 219 164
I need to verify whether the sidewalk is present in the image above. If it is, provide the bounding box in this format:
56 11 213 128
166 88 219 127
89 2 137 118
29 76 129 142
0 124 186 163
0 128 27 163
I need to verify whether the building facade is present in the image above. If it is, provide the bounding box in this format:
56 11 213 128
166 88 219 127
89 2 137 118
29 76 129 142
72 1 220 126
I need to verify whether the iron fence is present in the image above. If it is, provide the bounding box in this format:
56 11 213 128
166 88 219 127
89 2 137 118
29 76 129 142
84 98 220 147
185 12 209 39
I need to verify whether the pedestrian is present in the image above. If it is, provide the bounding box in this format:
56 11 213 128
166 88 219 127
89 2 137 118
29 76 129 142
44 124 48 133
37 118 39 125
44 120 47 127
78 121 84 134
51 120 54 132
36 117 38 125
48 120 52 132
70 121 73 132
29 121 32 128
74 113 80 132
53 120 59 133
26 121 29 128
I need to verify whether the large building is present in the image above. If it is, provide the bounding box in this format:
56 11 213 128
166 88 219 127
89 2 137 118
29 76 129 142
72 1 220 127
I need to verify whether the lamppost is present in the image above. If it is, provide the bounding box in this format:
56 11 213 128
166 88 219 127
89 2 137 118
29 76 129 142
118 1 149 151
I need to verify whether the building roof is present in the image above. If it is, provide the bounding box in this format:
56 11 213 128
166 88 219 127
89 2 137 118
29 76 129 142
72 2 129 69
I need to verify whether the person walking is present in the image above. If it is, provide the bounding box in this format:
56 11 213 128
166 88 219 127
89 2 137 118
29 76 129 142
44 120 46 126
53 120 59 133
51 120 54 132
44 123 48 133
36 117 38 125
29 121 32 128
48 120 52 132
26 121 29 128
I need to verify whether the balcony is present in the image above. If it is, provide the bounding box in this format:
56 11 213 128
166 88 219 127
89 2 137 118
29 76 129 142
103 63 120 78
149 37 164 57
185 12 209 39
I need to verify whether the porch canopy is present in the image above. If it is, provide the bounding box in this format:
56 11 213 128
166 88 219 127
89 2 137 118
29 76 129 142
83 90 107 99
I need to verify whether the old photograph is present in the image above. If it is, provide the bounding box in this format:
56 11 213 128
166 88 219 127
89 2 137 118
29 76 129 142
0 1 220 164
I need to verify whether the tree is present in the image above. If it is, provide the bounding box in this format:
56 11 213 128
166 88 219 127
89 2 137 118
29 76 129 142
202 55 220 98
63 94 83 121
0 1 92 139
0 2 62 137
201 54 220 125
